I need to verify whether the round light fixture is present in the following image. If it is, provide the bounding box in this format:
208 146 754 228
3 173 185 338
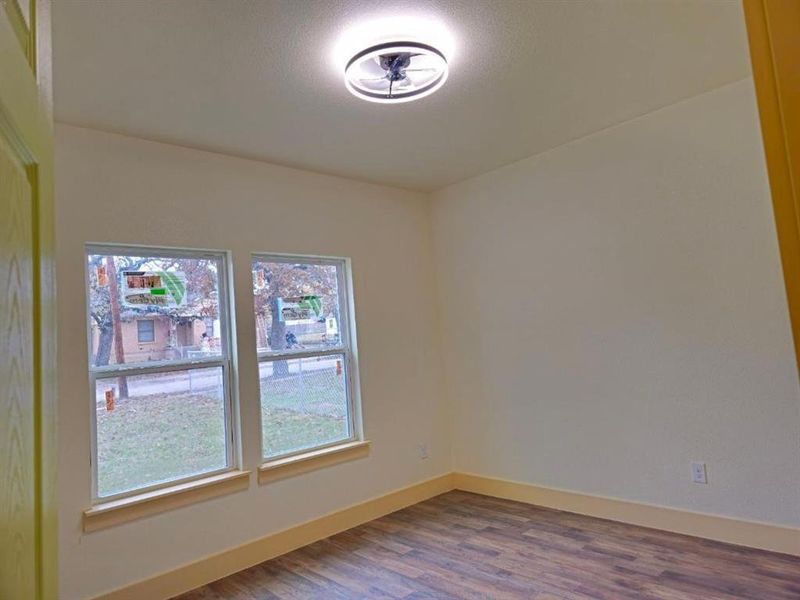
344 41 448 104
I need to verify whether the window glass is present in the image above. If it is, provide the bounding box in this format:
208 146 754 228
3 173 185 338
259 354 350 458
252 256 358 460
252 260 342 353
94 367 227 497
87 252 223 368
86 247 233 500
136 319 155 343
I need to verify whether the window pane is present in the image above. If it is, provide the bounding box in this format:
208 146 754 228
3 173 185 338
260 354 350 458
94 367 228 498
137 319 155 343
252 260 342 354
87 251 223 368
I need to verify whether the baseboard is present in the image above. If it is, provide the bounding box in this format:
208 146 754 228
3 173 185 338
93 470 799 599
93 473 455 600
453 472 800 557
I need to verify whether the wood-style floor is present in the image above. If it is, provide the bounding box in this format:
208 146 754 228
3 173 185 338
175 491 800 600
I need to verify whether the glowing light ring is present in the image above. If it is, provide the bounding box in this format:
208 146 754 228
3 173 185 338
344 41 449 104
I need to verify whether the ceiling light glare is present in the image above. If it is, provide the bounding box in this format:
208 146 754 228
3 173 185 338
344 41 448 104
332 16 455 104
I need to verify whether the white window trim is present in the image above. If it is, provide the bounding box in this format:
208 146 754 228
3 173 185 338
252 253 363 462
85 244 240 504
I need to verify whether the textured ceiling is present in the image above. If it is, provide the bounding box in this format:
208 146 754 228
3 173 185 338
52 0 751 191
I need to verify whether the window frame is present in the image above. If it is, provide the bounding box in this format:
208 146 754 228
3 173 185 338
84 243 239 504
136 318 156 343
252 253 362 462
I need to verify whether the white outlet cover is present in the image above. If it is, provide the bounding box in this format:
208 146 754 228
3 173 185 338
691 461 708 484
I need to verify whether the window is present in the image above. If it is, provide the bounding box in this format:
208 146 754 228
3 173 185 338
252 255 360 460
85 245 236 501
136 319 155 343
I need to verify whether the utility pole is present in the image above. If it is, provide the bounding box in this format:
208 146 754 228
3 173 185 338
106 256 129 398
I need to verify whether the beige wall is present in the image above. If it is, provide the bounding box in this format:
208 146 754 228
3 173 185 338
55 125 449 600
432 80 800 527
56 78 800 599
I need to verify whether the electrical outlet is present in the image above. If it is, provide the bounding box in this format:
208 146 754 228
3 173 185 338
691 461 707 484
418 443 429 460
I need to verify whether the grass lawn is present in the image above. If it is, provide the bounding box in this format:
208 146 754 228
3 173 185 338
96 370 347 496
260 367 349 457
96 389 227 497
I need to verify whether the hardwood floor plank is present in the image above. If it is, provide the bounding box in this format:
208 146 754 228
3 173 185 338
174 491 800 599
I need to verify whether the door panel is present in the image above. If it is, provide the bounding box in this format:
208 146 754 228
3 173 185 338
0 138 36 600
0 0 56 598
744 0 800 372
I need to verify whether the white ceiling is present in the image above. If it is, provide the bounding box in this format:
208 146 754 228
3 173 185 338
52 0 751 191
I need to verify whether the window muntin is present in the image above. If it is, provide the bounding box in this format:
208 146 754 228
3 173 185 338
85 246 235 501
252 256 359 460
136 319 155 343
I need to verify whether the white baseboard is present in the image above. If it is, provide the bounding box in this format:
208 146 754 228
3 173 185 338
454 472 800 557
92 473 455 600
93 470 799 599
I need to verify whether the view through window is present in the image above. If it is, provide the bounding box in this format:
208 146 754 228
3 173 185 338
252 256 359 459
85 246 234 500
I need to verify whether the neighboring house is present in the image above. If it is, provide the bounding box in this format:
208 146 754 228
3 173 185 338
89 315 215 364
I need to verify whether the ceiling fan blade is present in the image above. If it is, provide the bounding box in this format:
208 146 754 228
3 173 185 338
394 77 414 89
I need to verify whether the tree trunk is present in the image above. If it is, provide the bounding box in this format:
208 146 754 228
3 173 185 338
269 297 289 377
106 256 129 398
94 322 113 366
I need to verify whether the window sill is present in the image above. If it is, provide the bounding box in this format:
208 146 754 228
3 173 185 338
83 469 251 532
258 440 370 484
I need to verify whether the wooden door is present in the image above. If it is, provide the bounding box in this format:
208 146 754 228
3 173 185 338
744 0 800 372
0 1 57 599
